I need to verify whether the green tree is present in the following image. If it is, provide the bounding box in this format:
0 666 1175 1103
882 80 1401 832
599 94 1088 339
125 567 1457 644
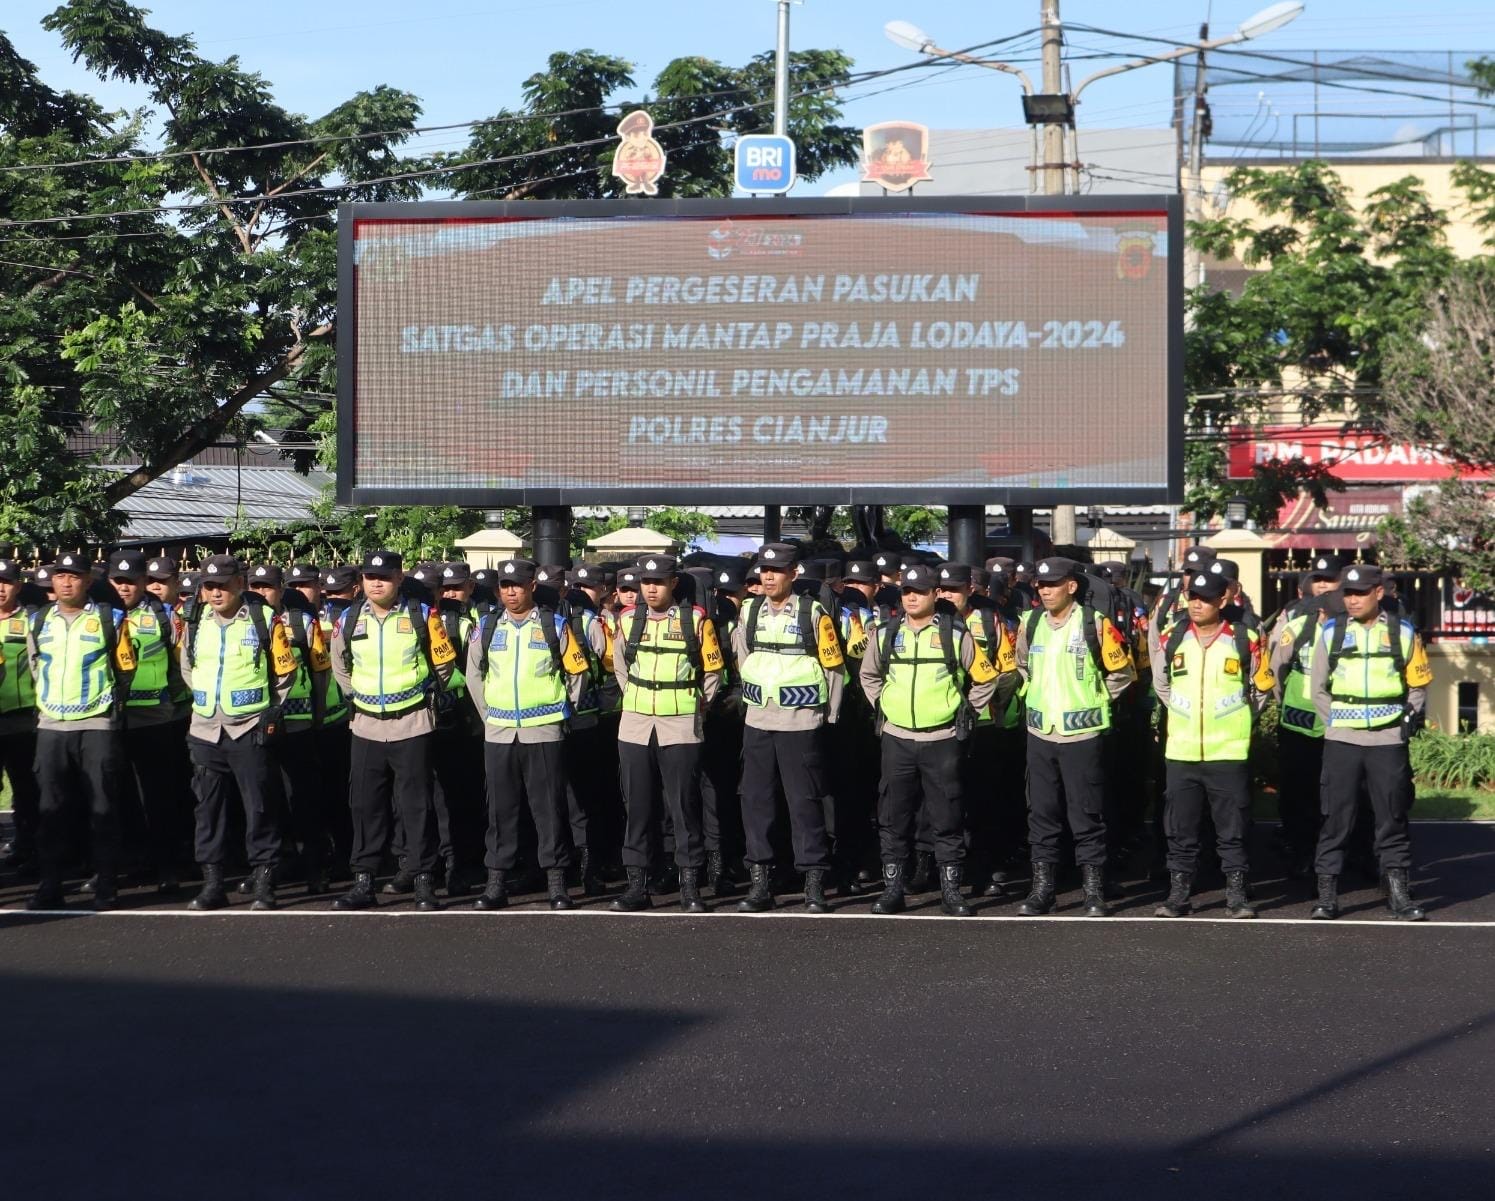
570 508 717 561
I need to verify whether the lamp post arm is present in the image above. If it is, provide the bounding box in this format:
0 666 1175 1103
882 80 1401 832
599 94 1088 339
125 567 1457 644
1070 33 1243 102
925 44 1036 94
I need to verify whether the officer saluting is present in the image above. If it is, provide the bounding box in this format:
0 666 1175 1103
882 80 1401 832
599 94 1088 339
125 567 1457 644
179 555 298 911
612 555 724 913
1308 564 1433 921
1151 569 1275 918
465 559 591 911
860 563 1005 916
732 542 845 914
23 553 134 910
330 550 457 912
1014 557 1135 917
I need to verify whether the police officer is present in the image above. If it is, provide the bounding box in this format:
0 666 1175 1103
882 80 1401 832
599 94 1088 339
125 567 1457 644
556 563 614 897
430 560 484 897
861 563 1004 916
699 559 748 897
144 556 183 610
312 566 357 875
1014 557 1135 917
330 550 457 912
1152 570 1275 918
1308 564 1432 921
109 549 193 893
248 563 333 895
612 555 724 913
23 553 133 910
0 556 41 873
1269 555 1342 876
179 555 298 910
733 542 845 913
466 558 591 911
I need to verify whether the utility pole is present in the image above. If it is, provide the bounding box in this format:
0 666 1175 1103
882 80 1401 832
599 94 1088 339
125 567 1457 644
1183 22 1210 293
763 0 794 544
1042 0 1077 549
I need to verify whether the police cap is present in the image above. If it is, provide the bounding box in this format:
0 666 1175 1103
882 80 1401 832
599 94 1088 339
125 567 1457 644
636 555 677 580
199 554 243 585
178 571 198 592
900 564 938 591
874 552 903 576
51 552 88 577
844 560 877 582
108 550 148 581
971 567 992 590
756 543 797 570
286 563 320 586
248 564 284 588
937 563 973 587
1207 558 1240 583
795 560 825 583
1033 557 1080 584
569 563 603 588
617 568 640 589
0 558 20 583
714 561 749 592
1185 571 1228 602
146 556 179 581
360 550 402 577
323 565 359 591
1182 545 1217 569
1339 564 1383 592
439 562 472 586
1306 554 1340 582
495 559 537 584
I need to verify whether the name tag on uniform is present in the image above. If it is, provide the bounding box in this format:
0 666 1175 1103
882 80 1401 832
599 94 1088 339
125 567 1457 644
136 612 156 632
665 615 683 641
396 616 413 634
1224 658 1240 675
6 618 23 635
84 616 100 634
350 620 368 640
491 628 509 652
529 626 549 648
893 632 907 652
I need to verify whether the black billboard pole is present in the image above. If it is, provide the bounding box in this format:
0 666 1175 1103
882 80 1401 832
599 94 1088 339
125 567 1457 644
948 506 984 566
533 506 572 568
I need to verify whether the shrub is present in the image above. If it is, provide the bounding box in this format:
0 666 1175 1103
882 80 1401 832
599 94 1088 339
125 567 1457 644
1409 729 1495 791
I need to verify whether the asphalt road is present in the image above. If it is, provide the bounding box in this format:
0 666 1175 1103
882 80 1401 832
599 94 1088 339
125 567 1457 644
2 825 1493 1198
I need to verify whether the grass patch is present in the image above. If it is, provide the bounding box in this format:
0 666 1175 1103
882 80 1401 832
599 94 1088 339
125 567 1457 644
1254 781 1495 820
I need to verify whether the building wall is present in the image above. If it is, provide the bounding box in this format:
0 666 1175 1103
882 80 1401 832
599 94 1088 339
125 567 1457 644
1425 644 1495 734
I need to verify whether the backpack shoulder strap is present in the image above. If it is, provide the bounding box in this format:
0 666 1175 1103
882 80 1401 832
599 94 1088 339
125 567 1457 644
338 600 366 675
798 593 818 657
477 609 498 677
1389 617 1408 681
623 605 649 667
1326 616 1350 678
1233 620 1252 671
243 599 277 698
406 598 438 682
1285 610 1319 677
938 611 962 684
537 607 565 673
744 596 765 654
1080 605 1105 675
680 604 703 672
877 612 904 682
1023 607 1042 654
30 604 50 646
1164 619 1190 675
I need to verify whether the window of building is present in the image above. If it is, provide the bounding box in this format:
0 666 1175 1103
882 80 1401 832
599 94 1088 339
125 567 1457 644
1457 682 1479 733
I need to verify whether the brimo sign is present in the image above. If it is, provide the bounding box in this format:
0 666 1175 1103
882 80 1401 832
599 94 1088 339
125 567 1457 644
734 133 797 195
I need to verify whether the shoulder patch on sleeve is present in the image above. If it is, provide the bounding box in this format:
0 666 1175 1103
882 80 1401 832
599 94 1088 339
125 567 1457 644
1405 634 1433 688
816 613 845 669
698 618 725 673
1100 618 1130 672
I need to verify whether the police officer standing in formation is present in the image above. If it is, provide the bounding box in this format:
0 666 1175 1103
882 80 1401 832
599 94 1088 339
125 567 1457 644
1151 568 1275 918
732 542 845 913
23 553 134 910
612 555 724 912
465 558 591 911
1308 564 1433 921
1014 557 1135 917
108 550 193 894
860 563 1009 916
178 555 299 910
0 556 41 874
330 551 457 912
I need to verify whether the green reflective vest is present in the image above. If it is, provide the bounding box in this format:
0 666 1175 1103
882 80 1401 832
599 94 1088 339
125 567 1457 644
347 604 431 716
1277 611 1325 738
480 610 569 729
281 609 318 727
191 610 273 719
122 602 178 709
33 604 121 722
0 608 35 714
1025 606 1111 737
739 598 827 711
963 609 1001 727
1165 625 1255 762
623 607 700 718
570 610 606 718
879 620 965 731
1325 616 1416 731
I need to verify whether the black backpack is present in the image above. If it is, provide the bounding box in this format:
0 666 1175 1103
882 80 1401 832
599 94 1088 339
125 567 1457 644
1023 605 1120 678
743 593 820 659
476 605 565 676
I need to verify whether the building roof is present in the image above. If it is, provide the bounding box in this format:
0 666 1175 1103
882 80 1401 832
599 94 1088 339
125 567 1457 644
110 465 333 544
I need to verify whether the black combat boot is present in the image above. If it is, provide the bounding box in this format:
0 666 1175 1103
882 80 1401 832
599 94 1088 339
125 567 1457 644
334 870 378 910
1017 861 1056 916
246 864 276 911
580 848 605 897
908 850 935 893
678 868 708 913
737 862 775 913
835 863 867 897
611 866 652 912
382 868 415 896
1154 870 1193 918
939 863 973 917
189 864 229 911
1081 864 1109 917
1224 870 1257 918
474 869 508 910
412 871 443 912
803 868 831 914
647 863 680 897
870 862 906 915
1385 868 1426 921
1309 874 1339 920
546 867 574 911
705 850 738 898
26 872 65 911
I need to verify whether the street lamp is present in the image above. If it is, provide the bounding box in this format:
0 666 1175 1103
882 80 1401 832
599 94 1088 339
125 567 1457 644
1226 496 1249 530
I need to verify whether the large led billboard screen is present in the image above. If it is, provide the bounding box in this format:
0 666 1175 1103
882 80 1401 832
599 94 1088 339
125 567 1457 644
337 196 1182 505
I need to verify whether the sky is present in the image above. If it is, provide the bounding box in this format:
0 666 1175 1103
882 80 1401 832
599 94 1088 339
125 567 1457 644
7 0 1495 194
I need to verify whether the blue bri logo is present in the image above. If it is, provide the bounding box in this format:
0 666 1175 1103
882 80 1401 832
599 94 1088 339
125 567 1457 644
734 134 797 194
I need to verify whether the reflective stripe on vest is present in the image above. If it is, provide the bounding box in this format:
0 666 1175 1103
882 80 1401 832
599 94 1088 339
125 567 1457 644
348 606 431 715
34 605 117 721
190 612 271 719
879 621 964 731
480 611 569 728
1165 626 1253 762
1024 606 1111 737
1326 616 1412 731
623 608 699 718
739 599 826 710
0 610 35 714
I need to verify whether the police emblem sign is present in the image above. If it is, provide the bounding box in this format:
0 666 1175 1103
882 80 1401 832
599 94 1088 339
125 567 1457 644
735 134 796 194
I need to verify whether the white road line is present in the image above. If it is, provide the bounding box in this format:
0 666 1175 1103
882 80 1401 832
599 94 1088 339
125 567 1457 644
3 907 1493 927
